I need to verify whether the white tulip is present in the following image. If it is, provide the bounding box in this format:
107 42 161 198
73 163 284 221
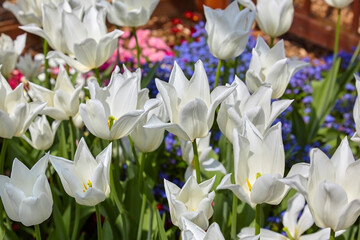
50 138 112 206
256 0 294 38
29 66 83 120
180 133 226 180
246 37 308 99
22 115 60 150
324 0 353 9
20 1 86 55
164 176 215 230
281 137 360 231
0 72 46 139
351 75 360 144
144 60 236 142
103 0 159 27
239 193 345 239
130 94 168 153
17 54 42 81
3 0 63 26
0 154 53 226
181 217 225 240
217 76 292 142
204 1 255 60
0 33 26 77
21 4 123 73
79 66 156 140
217 121 288 208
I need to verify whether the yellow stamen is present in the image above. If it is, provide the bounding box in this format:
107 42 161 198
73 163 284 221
107 115 117 130
246 178 252 191
256 172 262 179
82 180 92 193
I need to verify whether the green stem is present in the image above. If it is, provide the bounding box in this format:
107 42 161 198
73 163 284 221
333 9 341 62
192 141 201 183
71 204 80 240
137 193 147 240
214 59 223 88
66 64 70 76
43 39 50 89
255 204 261 236
128 136 139 166
94 68 101 85
59 122 69 159
269 37 275 48
69 118 76 158
146 204 153 240
35 225 41 240
231 195 238 240
132 27 141 68
138 152 146 193
330 229 336 240
0 138 9 174
95 204 103 240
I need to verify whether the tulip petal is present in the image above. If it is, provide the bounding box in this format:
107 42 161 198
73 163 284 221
79 100 111 139
251 174 287 205
313 181 347 230
19 192 52 226
0 110 14 138
75 187 106 206
110 110 145 140
3 184 25 222
217 174 253 207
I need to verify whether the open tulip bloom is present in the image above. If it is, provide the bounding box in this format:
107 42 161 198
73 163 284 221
0 71 46 139
181 217 225 240
0 33 26 78
246 37 308 99
79 66 159 140
50 138 112 206
204 1 255 60
23 4 123 73
217 120 289 208
0 154 53 226
22 115 60 151
238 193 344 240
218 76 293 142
144 60 236 142
29 66 84 120
281 137 360 232
164 176 215 230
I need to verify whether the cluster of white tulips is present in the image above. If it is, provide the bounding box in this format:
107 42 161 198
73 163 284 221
0 0 358 239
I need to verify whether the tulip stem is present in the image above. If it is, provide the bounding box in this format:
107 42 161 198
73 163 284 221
137 193 147 240
269 37 275 48
214 59 223 88
35 225 41 240
231 194 238 240
43 39 50 89
132 27 141 68
94 68 101 85
0 138 9 174
255 204 261 236
95 204 103 240
192 140 201 183
333 8 341 62
138 152 146 193
128 136 139 166
71 203 80 240
69 118 76 158
330 229 336 240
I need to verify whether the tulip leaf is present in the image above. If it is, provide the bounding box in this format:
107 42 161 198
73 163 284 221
291 105 307 147
141 62 159 89
53 204 69 240
102 220 113 240
153 202 167 240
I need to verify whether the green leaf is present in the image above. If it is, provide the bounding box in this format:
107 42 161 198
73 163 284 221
53 204 69 240
141 63 159 89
